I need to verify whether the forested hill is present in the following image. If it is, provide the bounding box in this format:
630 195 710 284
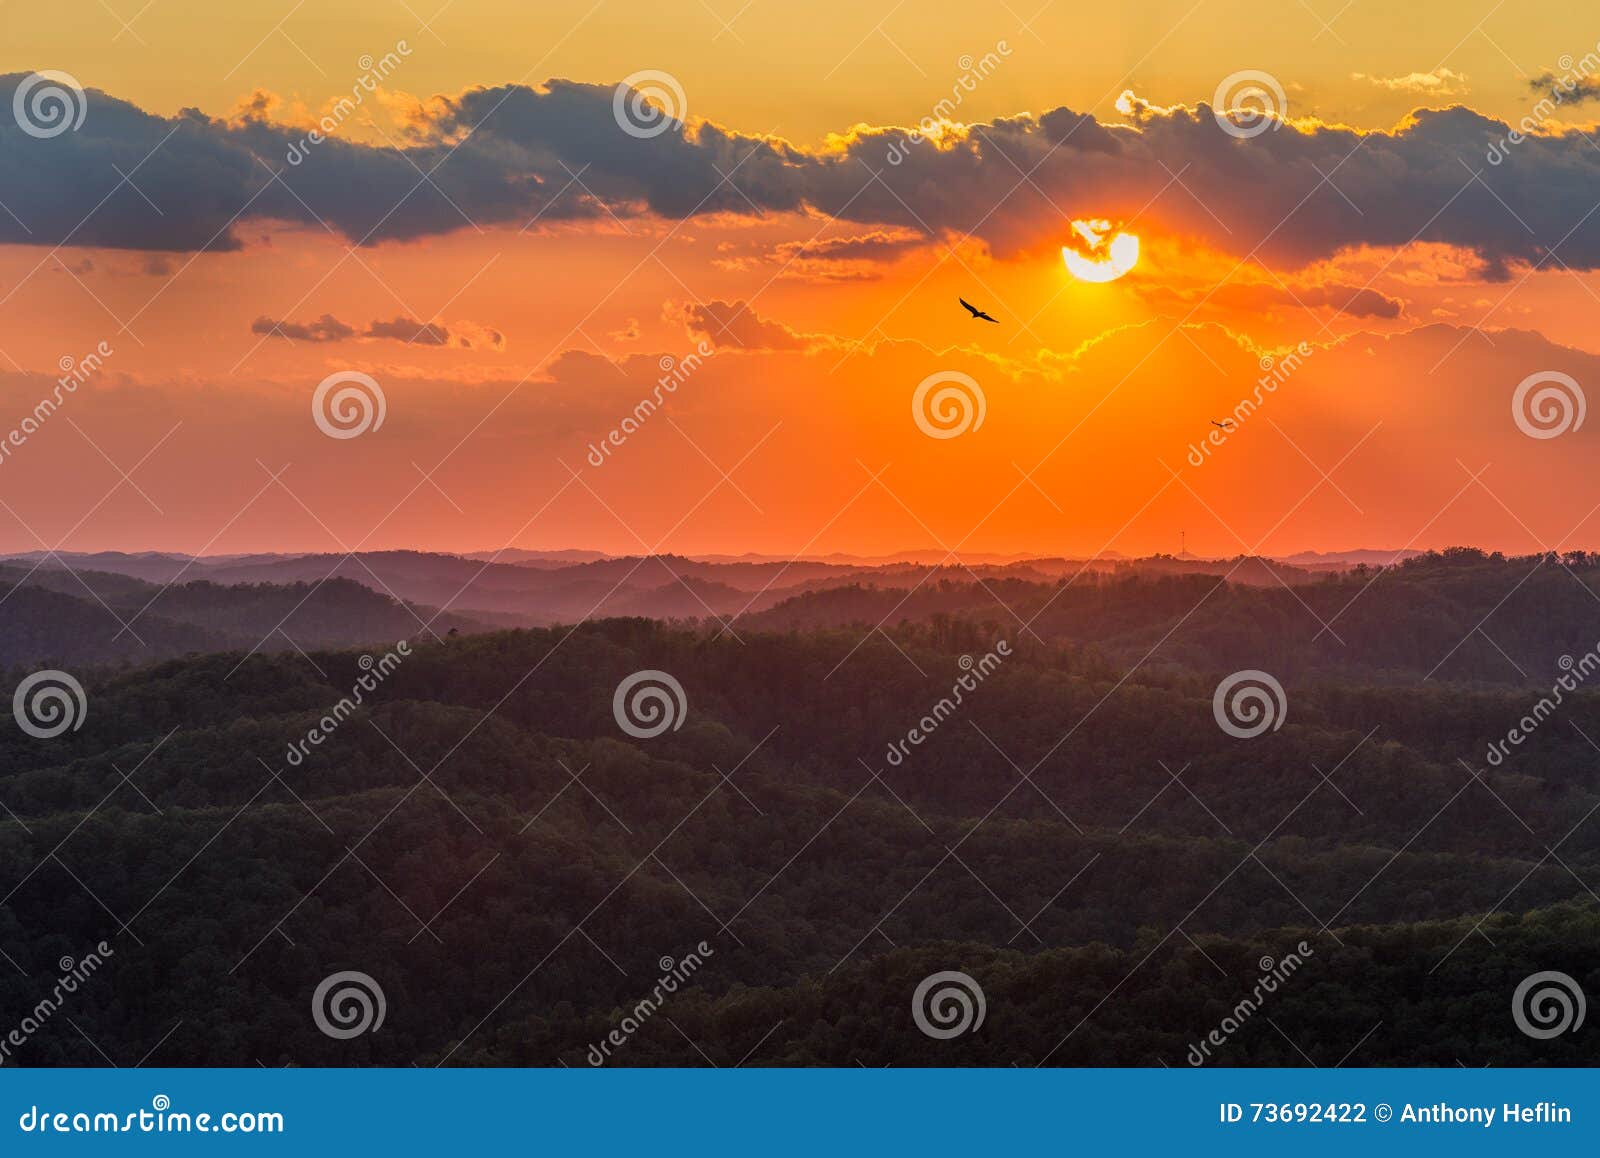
7 548 1599 686
0 566 486 668
750 548 1600 686
0 619 1596 1065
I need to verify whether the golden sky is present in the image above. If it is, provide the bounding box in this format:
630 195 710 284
2 2 1600 558
7 1 1583 138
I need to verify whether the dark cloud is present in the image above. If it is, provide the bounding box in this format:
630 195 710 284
251 313 356 342
1300 284 1404 318
763 228 927 281
364 316 451 346
1528 73 1600 104
771 229 925 262
681 300 811 351
1140 281 1405 319
250 313 505 349
4 72 1600 274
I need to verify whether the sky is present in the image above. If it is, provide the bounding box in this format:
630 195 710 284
2 1 1600 559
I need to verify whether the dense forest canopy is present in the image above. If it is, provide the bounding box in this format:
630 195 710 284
0 550 1596 1065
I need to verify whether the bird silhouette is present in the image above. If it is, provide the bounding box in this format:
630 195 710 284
959 297 999 323
1211 419 1234 430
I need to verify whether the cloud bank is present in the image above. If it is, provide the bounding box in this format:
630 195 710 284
2 73 1597 276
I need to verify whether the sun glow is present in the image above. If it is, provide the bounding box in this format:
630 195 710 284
1063 218 1140 282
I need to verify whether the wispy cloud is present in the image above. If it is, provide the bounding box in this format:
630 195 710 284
1353 68 1468 94
250 314 505 350
1529 72 1600 104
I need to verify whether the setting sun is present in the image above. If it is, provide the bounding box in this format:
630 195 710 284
1063 218 1140 282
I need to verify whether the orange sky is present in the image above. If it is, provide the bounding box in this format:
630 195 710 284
3 3 1600 558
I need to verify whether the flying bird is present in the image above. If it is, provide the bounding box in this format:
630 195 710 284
1211 419 1234 430
959 298 999 323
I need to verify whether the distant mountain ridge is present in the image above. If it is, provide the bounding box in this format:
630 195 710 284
0 564 484 669
0 546 1578 685
0 547 1416 634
